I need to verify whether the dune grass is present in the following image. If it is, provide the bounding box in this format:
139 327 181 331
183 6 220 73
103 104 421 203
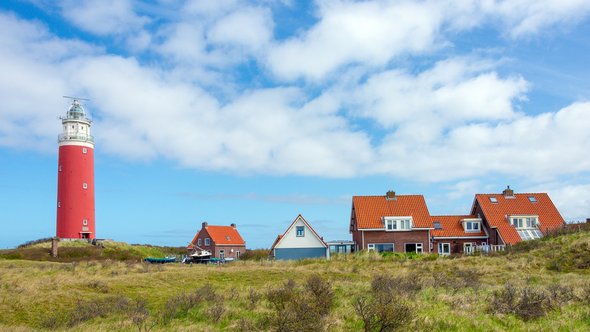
0 232 589 331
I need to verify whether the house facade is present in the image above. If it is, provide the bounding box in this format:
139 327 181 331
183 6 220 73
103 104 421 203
471 186 566 245
431 215 489 255
187 222 246 260
350 191 433 253
270 215 329 260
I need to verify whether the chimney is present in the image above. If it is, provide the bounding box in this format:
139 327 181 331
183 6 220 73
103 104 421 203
385 190 396 200
230 223 236 229
502 185 514 197
202 221 208 228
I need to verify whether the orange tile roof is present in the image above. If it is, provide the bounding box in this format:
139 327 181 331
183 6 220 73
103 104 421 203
473 193 565 245
188 225 245 249
431 215 487 238
352 195 432 229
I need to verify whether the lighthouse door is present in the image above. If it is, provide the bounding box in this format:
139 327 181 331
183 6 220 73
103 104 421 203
81 233 89 239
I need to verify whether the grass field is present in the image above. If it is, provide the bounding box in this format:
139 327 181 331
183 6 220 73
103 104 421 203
0 231 589 331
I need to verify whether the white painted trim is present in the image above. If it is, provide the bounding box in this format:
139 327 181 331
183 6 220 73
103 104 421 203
59 141 94 148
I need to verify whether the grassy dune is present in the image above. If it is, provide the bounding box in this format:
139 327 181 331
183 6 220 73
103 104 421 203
0 232 589 331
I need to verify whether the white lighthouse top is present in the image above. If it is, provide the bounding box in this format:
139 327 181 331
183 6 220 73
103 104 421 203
59 98 94 147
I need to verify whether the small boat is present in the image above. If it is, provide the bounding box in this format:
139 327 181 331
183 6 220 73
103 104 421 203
144 256 176 264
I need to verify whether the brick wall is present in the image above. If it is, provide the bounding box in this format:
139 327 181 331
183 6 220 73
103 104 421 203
353 230 430 253
432 238 488 254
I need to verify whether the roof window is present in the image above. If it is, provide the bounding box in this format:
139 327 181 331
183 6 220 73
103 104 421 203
433 222 442 230
489 197 498 203
528 196 537 202
225 236 230 241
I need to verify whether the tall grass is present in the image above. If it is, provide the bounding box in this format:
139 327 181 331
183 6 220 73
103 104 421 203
0 231 589 331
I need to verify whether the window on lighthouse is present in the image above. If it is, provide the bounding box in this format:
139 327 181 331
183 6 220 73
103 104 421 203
83 219 88 226
83 183 88 189
83 148 87 154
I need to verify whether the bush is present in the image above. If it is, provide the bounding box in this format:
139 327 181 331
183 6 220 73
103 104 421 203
489 283 552 321
355 275 414 332
160 283 219 324
265 275 335 332
240 249 271 261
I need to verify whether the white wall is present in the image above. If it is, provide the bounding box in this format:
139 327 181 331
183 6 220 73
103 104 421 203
275 217 325 249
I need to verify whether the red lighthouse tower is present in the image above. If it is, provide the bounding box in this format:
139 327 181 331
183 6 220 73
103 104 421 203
56 98 95 239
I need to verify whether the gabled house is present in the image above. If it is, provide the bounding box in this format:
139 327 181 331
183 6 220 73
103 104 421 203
431 215 489 255
270 214 329 260
187 222 246 260
471 186 566 245
350 191 433 253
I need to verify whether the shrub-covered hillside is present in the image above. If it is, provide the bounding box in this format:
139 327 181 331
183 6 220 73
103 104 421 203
0 231 589 331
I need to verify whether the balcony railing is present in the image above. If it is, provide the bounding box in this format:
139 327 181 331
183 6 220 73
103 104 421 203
58 134 94 143
464 244 506 255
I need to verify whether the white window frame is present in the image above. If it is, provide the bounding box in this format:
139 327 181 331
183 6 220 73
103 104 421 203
464 221 480 232
510 215 539 229
367 243 394 253
83 182 88 189
205 238 210 246
197 238 202 246
464 242 474 251
384 217 412 231
438 242 451 255
405 243 423 253
296 226 305 237
83 219 88 226
82 148 87 154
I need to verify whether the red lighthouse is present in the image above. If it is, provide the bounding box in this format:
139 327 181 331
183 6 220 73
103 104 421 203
56 99 95 239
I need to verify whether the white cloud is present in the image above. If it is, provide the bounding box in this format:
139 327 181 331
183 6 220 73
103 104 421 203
59 0 149 36
267 0 444 80
527 182 590 221
207 7 274 52
350 57 528 129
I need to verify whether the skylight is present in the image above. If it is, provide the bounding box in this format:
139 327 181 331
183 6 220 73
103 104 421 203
433 222 442 230
489 197 498 203
528 196 537 202
225 236 230 241
517 229 543 241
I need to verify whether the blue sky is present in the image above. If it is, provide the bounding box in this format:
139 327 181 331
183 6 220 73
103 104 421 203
1 0 589 249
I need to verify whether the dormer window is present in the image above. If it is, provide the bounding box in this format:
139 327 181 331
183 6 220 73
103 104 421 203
510 215 542 240
462 219 481 232
385 217 412 231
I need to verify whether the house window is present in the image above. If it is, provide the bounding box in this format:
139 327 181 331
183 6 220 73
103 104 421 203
511 216 542 241
296 226 305 237
83 219 88 226
385 217 412 231
489 197 498 203
82 148 87 154
83 183 87 189
197 239 202 246
405 243 423 253
205 238 210 246
511 216 538 229
438 243 451 255
367 243 394 252
465 221 480 232
219 250 225 260
236 251 240 259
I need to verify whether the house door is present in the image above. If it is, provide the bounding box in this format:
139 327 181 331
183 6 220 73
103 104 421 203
219 250 225 260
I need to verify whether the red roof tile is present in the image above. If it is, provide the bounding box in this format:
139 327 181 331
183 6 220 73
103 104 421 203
431 215 487 238
188 225 245 249
352 195 432 229
473 193 565 245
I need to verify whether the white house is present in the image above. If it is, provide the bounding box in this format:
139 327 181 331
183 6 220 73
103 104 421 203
270 215 329 260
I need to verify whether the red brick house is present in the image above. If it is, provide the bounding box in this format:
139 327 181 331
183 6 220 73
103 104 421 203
471 186 566 245
187 222 246 260
430 215 489 255
350 191 433 253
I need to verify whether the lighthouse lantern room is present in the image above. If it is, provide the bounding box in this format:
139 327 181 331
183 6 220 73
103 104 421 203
56 98 95 239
